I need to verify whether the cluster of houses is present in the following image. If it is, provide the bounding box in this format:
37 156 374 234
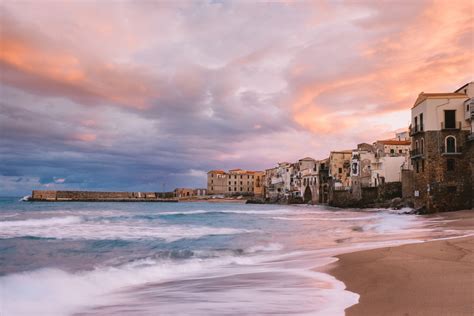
206 82 474 213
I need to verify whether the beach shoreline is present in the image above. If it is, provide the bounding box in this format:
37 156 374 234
327 210 474 316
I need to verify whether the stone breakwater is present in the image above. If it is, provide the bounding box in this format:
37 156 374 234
29 190 178 202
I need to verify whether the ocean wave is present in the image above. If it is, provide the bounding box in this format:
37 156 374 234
271 215 380 221
157 208 325 216
0 216 82 227
0 250 357 316
0 218 256 242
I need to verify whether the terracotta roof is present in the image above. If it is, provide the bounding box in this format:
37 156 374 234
377 139 411 145
208 170 225 174
413 92 467 108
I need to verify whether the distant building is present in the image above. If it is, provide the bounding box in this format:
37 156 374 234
174 188 195 198
329 150 352 190
373 139 411 157
207 169 264 197
409 82 473 212
207 170 227 195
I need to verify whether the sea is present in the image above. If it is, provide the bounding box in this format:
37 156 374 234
0 197 467 315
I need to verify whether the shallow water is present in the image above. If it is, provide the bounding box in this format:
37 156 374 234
0 197 463 315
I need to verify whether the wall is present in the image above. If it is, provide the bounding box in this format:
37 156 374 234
31 190 175 201
412 130 471 212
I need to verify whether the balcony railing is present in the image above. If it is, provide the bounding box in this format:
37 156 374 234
440 145 463 155
409 125 424 136
441 121 461 130
410 149 423 159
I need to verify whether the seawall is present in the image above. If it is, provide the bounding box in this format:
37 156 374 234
29 190 178 202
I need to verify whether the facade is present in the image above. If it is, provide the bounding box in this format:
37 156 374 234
409 82 473 212
329 150 352 190
207 170 227 195
174 188 195 198
373 139 411 157
207 169 264 197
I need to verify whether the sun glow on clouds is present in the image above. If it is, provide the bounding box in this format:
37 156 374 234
0 0 472 194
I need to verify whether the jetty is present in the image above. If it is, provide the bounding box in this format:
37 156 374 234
28 190 178 202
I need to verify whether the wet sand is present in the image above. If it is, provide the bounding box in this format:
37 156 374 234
330 210 474 316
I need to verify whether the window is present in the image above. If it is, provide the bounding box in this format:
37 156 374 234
211 186 214 190
447 159 455 171
228 181 231 185
234 187 237 191
240 187 243 191
399 149 402 154
444 110 456 129
211 180 213 184
414 116 418 132
421 138 424 154
228 187 231 191
338 168 342 174
447 186 457 193
390 149 395 154
445 136 456 153
420 113 424 131
421 160 425 172
416 161 420 173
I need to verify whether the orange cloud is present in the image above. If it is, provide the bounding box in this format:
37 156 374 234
73 133 97 142
0 13 160 110
289 0 473 135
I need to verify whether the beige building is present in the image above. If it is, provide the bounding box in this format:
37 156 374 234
207 170 227 195
373 139 411 157
329 150 352 190
207 169 264 196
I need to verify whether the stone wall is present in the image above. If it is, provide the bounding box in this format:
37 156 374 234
31 190 176 201
412 130 471 213
401 169 414 199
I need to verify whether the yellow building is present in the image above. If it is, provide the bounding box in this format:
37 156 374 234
207 169 264 196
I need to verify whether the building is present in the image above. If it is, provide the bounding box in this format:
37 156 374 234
207 170 227 195
409 82 473 212
174 188 195 198
207 169 264 197
373 139 411 157
329 150 352 190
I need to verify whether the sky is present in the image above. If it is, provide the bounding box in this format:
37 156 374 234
0 0 473 195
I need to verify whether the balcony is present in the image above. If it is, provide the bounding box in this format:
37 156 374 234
409 125 424 136
440 145 463 155
410 149 423 159
441 121 461 130
468 133 474 142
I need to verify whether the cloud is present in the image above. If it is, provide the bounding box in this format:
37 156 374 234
0 0 472 195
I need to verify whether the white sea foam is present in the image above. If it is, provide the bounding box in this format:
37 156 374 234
0 216 82 227
246 242 284 253
0 216 256 241
158 208 327 216
0 250 358 316
271 215 379 221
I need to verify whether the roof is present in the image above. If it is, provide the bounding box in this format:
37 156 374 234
376 139 411 145
299 157 315 161
412 92 467 108
454 82 473 93
208 170 225 174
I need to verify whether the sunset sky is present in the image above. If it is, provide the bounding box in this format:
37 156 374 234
1 0 473 195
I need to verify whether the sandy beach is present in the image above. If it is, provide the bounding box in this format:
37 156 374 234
330 210 474 316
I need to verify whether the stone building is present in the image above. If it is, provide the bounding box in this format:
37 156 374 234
207 169 264 197
207 170 227 195
329 150 352 190
409 82 473 212
174 188 195 198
